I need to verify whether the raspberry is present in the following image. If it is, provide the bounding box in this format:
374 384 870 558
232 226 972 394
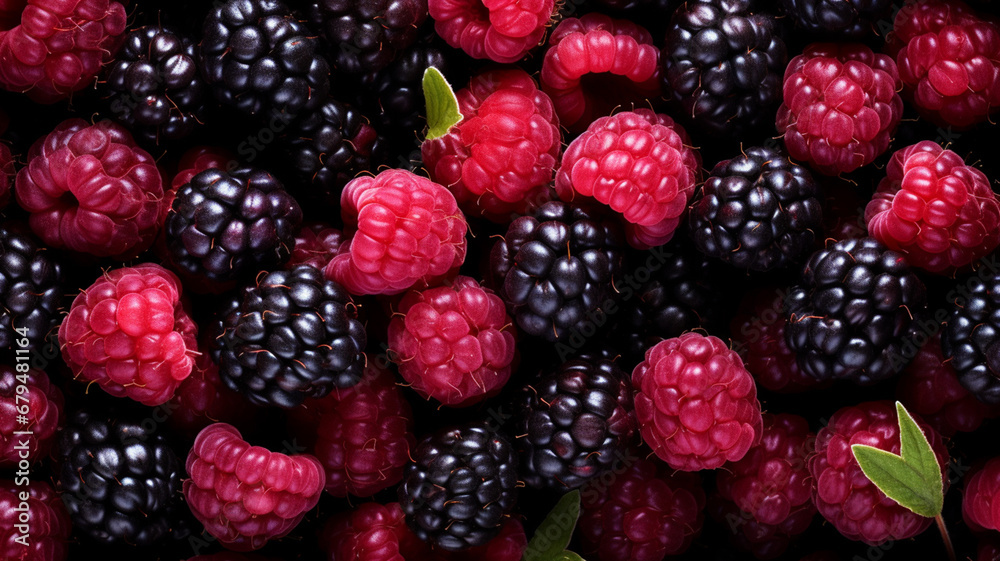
169 146 235 191
0 480 70 561
0 367 62 466
810 400 948 544
712 413 816 560
555 109 701 249
398 422 518 550
540 14 661 133
979 537 1000 561
514 356 636 489
288 222 345 270
489 201 626 342
776 43 903 176
661 0 788 138
321 502 526 561
422 68 560 222
58 263 198 407
631 333 763 471
898 335 998 437
0 224 63 351
864 140 1000 274
780 0 893 37
102 24 208 144
217 265 367 409
166 344 254 436
689 145 823 271
888 0 1000 128
578 458 705 561
325 169 468 296
963 458 1000 532
784 237 928 384
163 166 303 292
429 0 554 63
313 361 416 497
0 141 12 208
0 0 127 103
306 0 428 75
55 408 184 546
199 0 331 118
731 287 827 393
388 275 516 407
943 269 1000 404
14 118 167 259
183 422 326 551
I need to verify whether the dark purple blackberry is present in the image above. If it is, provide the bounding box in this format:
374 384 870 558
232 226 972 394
54 408 182 546
398 422 518 551
942 272 1000 404
784 237 927 384
661 0 787 137
306 0 428 75
215 265 366 408
357 42 454 132
103 25 208 144
689 145 823 271
280 98 388 212
199 0 331 118
515 357 636 489
489 201 626 342
0 224 63 351
163 167 303 290
780 0 893 38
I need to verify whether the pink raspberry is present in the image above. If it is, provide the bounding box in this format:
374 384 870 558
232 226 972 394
0 366 62 466
0 479 70 561
888 0 1000 128
314 361 415 498
731 288 828 393
555 109 701 249
0 0 126 103
320 502 526 561
810 400 948 544
15 118 166 259
964 457 1000 532
58 263 197 407
578 458 705 561
898 334 999 437
325 169 468 296
429 0 554 63
183 423 325 552
865 140 1000 274
388 275 517 407
631 333 763 471
776 43 903 176
422 69 560 222
166 343 254 436
541 14 661 133
712 413 816 560
0 141 12 209
288 222 345 270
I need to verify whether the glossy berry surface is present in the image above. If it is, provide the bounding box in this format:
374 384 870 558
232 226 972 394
0 366 63 466
942 270 1000 404
0 479 70 561
429 0 553 63
306 0 427 75
0 224 63 350
781 0 892 37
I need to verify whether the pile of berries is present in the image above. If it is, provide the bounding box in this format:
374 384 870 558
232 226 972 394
3 1 1000 560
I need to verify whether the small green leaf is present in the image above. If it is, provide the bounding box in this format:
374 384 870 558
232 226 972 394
550 553 586 561
523 491 581 561
422 67 463 140
850 401 945 518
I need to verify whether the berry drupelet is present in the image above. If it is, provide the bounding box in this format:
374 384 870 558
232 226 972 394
306 0 428 75
0 224 63 351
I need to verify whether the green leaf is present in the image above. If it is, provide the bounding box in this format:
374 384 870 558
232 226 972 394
422 67 463 140
850 401 945 518
523 490 581 561
550 553 586 561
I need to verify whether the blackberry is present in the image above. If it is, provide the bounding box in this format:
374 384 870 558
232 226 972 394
784 237 928 384
661 0 787 137
943 271 1000 404
689 145 823 271
0 224 63 351
514 357 636 489
199 0 331 118
163 167 303 291
490 201 626 342
216 265 367 408
398 422 518 551
103 25 208 144
280 98 388 212
54 408 182 546
306 0 428 75
781 0 893 38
